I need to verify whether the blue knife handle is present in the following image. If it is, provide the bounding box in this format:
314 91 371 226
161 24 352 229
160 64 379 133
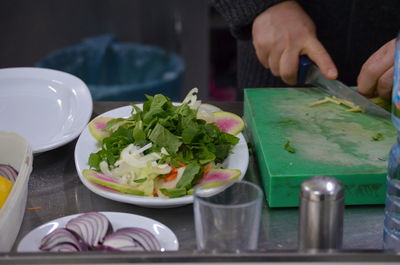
298 55 313 85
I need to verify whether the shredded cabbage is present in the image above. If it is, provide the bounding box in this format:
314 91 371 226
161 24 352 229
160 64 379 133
182 87 201 109
100 143 171 196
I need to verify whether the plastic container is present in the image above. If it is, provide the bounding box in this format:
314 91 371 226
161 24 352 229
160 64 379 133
0 131 33 252
36 35 184 101
383 33 400 251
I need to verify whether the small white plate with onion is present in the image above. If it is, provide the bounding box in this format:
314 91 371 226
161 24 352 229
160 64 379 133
17 211 178 252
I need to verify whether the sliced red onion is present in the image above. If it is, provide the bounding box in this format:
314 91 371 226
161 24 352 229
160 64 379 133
102 233 145 251
66 212 113 247
48 243 82 252
93 245 120 251
39 212 162 253
0 164 18 183
39 228 88 252
102 227 161 251
66 219 92 247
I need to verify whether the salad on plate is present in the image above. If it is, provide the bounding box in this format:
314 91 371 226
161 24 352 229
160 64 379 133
82 88 245 199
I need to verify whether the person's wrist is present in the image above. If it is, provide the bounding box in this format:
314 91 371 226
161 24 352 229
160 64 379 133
252 0 300 29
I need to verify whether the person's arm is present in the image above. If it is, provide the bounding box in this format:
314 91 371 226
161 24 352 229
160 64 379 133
211 0 285 40
251 0 337 85
357 39 395 100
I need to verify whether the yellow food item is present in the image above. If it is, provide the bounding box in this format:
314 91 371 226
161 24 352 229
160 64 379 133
309 96 362 112
309 96 390 113
0 175 13 208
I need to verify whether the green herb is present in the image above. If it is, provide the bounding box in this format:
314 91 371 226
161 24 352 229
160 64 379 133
176 163 200 190
148 123 182 153
284 140 296 153
88 92 240 196
160 187 187 198
372 133 384 141
134 178 147 183
277 120 293 124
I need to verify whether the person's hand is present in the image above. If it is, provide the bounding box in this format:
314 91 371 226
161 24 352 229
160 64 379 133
252 0 337 85
357 39 395 100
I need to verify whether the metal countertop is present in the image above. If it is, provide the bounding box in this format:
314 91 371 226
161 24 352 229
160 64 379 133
2 101 396 263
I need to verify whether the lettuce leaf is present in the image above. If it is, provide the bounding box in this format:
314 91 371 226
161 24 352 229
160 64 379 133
88 92 240 196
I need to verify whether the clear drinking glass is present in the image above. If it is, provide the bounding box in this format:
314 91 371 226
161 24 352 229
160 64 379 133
193 180 263 253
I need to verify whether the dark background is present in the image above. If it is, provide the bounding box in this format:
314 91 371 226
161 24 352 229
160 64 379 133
0 0 237 101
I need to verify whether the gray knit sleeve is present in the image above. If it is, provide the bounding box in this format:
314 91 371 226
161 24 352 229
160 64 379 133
211 0 286 40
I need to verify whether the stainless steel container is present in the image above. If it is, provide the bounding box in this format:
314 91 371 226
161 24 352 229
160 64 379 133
298 176 344 252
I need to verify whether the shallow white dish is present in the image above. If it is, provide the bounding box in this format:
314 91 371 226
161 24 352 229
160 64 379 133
74 105 249 208
0 67 93 153
17 211 178 252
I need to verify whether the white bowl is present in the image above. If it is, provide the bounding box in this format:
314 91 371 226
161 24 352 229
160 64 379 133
0 131 33 252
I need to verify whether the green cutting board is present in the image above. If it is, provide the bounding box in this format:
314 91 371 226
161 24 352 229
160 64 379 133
244 88 396 207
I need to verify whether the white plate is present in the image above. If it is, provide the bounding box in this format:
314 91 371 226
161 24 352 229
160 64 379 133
17 211 178 252
0 67 93 154
74 105 249 208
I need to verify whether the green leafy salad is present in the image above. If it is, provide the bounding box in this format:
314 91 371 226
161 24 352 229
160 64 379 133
83 88 243 198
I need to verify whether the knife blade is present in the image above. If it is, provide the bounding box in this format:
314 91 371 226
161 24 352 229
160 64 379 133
298 56 391 119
